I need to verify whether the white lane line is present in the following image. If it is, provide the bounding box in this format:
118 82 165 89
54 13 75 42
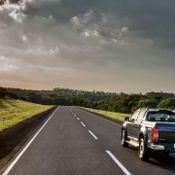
68 109 75 115
74 114 77 117
2 107 59 175
106 150 132 175
77 117 80 121
80 122 86 128
69 110 75 116
88 130 98 140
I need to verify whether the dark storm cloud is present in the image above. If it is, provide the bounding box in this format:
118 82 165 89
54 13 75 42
0 0 175 92
25 0 175 50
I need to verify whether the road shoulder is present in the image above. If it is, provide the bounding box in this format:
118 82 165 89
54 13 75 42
0 106 56 173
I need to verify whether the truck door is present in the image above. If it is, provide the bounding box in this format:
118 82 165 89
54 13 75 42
132 109 146 139
127 110 140 138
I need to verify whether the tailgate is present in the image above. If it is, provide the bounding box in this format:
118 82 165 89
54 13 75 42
156 123 175 143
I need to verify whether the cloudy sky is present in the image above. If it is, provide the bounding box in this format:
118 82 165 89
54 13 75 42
0 0 175 93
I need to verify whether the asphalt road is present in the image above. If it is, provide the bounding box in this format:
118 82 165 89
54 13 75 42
2 107 175 175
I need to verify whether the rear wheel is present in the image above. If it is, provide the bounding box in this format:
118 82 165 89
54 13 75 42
121 130 128 147
138 138 150 161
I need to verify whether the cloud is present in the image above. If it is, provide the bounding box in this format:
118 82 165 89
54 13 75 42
21 34 28 42
112 39 128 45
0 0 175 92
120 26 129 36
0 55 20 71
70 10 129 47
71 16 80 26
0 0 34 22
82 29 101 39
121 26 129 33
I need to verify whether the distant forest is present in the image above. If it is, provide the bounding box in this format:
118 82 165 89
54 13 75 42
0 87 175 113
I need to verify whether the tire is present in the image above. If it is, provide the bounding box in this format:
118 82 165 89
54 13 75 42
121 130 128 147
138 138 150 161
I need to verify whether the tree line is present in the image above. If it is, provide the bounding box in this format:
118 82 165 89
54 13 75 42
1 87 175 113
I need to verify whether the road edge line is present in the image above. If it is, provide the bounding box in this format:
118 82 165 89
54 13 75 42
2 107 59 175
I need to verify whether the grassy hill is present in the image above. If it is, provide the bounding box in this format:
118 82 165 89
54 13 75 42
0 98 53 131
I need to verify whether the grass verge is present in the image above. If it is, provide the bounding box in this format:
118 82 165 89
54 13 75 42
81 107 130 122
0 98 54 132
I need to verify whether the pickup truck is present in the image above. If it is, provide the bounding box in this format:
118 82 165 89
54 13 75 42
121 108 175 160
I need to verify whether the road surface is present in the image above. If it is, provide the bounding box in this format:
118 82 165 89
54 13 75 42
2 107 175 175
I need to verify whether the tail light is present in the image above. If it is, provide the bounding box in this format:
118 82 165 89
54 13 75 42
152 128 159 143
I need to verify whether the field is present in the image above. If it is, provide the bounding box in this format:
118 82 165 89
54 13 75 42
82 107 130 122
0 98 53 132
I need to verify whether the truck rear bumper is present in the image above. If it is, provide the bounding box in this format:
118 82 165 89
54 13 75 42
149 144 165 150
149 143 175 152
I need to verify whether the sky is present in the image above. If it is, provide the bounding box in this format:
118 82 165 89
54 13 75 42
0 0 175 93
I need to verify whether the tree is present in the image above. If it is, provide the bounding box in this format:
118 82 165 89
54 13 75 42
158 99 175 110
0 88 6 98
137 99 159 108
7 92 18 99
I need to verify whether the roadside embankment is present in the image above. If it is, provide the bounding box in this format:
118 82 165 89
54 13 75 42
0 98 56 171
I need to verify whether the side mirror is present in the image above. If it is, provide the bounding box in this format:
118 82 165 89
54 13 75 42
130 118 135 122
124 117 129 121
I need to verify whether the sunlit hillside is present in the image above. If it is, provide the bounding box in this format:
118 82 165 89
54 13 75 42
0 98 53 131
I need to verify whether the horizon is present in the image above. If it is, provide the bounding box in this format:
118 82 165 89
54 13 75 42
2 86 175 95
0 0 175 93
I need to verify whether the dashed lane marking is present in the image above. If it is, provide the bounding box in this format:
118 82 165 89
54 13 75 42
106 150 132 175
88 130 98 140
80 122 86 127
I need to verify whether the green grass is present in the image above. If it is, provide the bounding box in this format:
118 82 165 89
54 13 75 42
0 98 54 132
82 107 130 122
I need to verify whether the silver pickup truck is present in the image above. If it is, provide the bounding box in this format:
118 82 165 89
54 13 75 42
121 108 175 160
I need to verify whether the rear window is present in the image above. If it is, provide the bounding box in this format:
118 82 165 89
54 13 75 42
147 111 175 122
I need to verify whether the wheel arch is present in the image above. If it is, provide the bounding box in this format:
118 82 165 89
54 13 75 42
139 132 144 141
